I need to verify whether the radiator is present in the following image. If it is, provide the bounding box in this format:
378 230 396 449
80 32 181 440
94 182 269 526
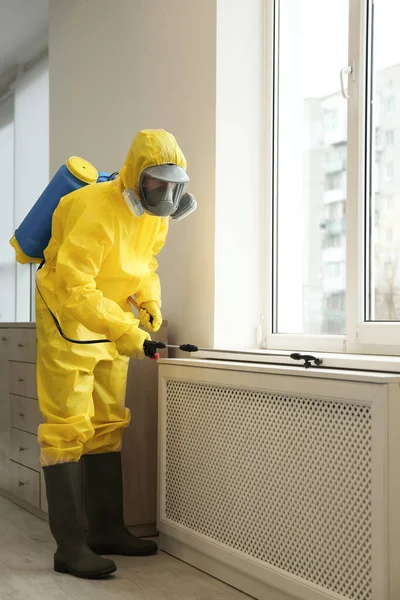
157 359 400 600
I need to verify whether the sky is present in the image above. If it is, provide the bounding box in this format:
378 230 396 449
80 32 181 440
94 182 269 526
287 0 400 99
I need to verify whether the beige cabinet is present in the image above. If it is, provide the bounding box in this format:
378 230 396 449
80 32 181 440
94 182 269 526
0 326 44 514
9 462 40 509
0 331 11 492
0 322 167 533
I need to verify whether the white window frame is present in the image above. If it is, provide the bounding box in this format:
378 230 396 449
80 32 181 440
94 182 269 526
260 0 400 359
198 0 400 370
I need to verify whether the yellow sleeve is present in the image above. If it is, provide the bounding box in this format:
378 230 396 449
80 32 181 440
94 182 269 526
53 200 136 341
135 217 169 307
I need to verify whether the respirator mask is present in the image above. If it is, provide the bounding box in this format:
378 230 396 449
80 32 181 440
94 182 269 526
123 164 197 220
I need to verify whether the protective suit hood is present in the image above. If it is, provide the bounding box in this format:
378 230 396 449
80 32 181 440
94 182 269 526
120 129 187 195
120 129 196 220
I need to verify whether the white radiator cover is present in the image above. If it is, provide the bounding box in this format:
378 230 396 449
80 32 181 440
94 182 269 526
157 359 400 600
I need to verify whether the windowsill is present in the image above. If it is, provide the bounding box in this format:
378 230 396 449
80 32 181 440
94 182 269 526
189 348 400 374
158 356 400 385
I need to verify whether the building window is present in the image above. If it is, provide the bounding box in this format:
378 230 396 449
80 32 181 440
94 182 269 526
385 130 394 146
386 197 393 213
386 96 396 115
324 262 341 278
326 201 343 220
324 111 338 133
384 163 393 181
326 173 342 190
326 292 345 310
324 235 342 249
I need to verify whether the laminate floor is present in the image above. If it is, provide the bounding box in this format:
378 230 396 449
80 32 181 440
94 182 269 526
0 496 252 600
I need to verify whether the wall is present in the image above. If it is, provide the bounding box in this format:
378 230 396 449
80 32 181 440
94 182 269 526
49 0 217 348
214 0 264 348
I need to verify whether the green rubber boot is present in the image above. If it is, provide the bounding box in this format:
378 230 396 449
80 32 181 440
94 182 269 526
82 452 158 556
43 462 117 578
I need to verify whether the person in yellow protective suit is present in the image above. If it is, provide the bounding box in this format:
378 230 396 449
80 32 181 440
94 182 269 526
35 129 196 580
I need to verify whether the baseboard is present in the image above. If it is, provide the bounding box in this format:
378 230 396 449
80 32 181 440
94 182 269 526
0 487 157 538
127 523 158 538
160 534 296 600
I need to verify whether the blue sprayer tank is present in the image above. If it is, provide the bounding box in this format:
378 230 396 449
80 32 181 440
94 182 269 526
10 157 110 264
97 171 118 183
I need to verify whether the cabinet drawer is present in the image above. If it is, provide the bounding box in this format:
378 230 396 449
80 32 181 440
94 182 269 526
0 330 11 356
10 428 40 472
9 362 37 399
9 461 40 508
40 468 48 514
10 328 37 364
10 395 41 435
0 330 11 401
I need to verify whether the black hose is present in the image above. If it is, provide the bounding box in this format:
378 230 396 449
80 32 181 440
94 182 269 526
36 261 111 345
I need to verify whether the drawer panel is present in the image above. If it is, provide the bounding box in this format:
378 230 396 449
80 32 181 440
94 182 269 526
9 461 40 508
40 468 48 514
9 428 40 472
0 330 12 359
10 395 41 435
0 330 11 401
9 362 37 399
10 328 37 364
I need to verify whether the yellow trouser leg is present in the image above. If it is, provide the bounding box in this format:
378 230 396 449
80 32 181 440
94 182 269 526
82 355 131 455
37 351 97 465
36 296 97 465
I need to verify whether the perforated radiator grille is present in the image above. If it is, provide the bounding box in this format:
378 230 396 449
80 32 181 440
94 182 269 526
164 380 372 600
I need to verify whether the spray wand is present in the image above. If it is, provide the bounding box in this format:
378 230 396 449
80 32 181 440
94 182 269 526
143 340 322 368
130 298 322 368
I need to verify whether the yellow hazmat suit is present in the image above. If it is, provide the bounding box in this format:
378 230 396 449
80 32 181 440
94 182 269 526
36 129 187 466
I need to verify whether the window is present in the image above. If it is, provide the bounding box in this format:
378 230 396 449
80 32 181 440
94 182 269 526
384 163 393 181
326 202 343 220
324 262 341 278
323 235 341 249
0 97 16 322
385 96 396 115
265 0 400 354
385 130 394 145
384 259 392 276
274 0 348 336
324 110 338 133
326 173 342 190
385 197 393 213
0 59 49 323
326 292 345 310
324 148 346 170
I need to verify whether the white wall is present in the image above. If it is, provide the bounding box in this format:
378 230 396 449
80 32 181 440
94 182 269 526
49 0 217 348
214 0 264 348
